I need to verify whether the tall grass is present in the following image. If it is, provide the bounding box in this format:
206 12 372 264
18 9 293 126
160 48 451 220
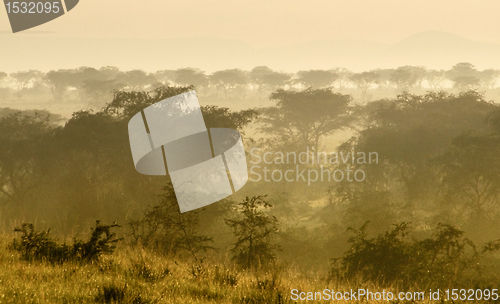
1 231 499 303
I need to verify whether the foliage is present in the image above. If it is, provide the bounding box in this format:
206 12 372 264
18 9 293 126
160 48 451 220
439 133 500 219
330 221 500 288
10 221 121 263
447 63 481 90
10 70 44 91
350 71 379 100
105 85 195 119
250 66 290 99
4 65 500 296
339 90 500 226
261 88 351 151
201 105 258 132
174 68 209 89
0 235 300 303
209 69 248 99
129 184 214 259
225 195 280 269
295 69 338 88
0 112 58 217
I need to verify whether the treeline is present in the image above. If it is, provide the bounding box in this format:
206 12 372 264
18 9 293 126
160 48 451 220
244 88 500 270
0 86 257 232
2 82 500 276
265 89 500 229
0 63 499 105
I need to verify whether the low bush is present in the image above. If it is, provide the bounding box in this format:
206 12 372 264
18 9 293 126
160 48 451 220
129 184 214 259
331 221 500 288
10 220 122 263
225 195 280 270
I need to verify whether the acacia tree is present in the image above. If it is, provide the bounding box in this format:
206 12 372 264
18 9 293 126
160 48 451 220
250 66 290 99
225 195 279 269
250 66 274 99
105 85 195 119
10 70 43 90
296 69 338 88
447 62 477 79
45 69 75 101
117 69 156 91
425 69 447 89
209 69 248 99
260 88 351 153
105 85 258 130
478 69 500 90
201 105 258 131
174 68 209 96
332 68 353 90
452 76 480 91
374 68 395 89
350 71 379 101
446 63 480 91
389 66 425 90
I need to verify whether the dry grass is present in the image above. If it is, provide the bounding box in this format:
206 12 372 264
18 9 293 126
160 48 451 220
0 234 292 304
0 235 495 303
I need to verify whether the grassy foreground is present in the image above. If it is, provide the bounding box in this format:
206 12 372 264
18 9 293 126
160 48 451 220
0 234 496 304
0 234 300 304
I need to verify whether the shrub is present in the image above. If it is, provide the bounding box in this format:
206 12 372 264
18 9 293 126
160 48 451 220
10 221 121 263
330 221 495 288
225 195 280 270
129 184 214 259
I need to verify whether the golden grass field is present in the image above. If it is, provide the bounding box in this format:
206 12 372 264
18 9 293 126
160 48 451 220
0 233 296 304
1 233 494 304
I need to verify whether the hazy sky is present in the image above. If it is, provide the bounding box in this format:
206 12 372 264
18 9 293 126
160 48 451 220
1 0 500 46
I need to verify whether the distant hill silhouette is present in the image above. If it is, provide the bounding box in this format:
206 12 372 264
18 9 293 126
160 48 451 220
1 31 499 72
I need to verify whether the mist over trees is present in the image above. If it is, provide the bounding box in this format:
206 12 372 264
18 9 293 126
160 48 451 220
1 62 499 110
2 62 500 292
